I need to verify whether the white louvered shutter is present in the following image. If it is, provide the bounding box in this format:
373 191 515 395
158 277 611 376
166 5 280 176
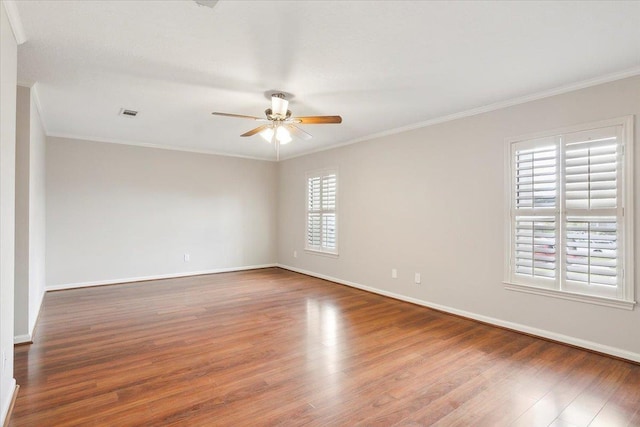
321 174 337 250
512 140 558 283
514 216 556 278
563 126 621 290
306 170 338 253
508 118 632 304
307 176 322 247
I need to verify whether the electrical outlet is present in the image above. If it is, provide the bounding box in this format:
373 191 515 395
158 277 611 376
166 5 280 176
414 273 421 284
294 250 298 258
184 253 190 262
391 268 397 279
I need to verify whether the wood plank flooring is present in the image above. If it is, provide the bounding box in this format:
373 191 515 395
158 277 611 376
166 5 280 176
10 268 640 426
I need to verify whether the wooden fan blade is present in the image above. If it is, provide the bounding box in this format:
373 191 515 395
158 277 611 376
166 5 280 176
241 125 270 137
292 115 342 124
287 125 312 140
212 112 263 120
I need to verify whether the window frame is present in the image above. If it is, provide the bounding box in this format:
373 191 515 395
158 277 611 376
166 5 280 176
305 168 339 257
504 116 635 310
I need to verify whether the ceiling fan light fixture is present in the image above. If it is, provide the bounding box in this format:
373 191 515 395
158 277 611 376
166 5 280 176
259 127 275 143
271 94 289 118
276 126 292 144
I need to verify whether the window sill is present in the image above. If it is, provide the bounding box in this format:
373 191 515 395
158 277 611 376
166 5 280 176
503 281 636 310
304 248 339 258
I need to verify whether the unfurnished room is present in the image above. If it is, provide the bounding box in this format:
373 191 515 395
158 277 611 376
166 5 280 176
1 0 640 425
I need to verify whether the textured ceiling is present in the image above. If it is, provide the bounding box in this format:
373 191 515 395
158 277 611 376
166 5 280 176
15 0 640 160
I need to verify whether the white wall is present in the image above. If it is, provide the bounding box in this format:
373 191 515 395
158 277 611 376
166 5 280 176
14 85 46 343
14 86 29 340
46 137 277 288
278 75 640 360
28 88 46 334
0 1 18 423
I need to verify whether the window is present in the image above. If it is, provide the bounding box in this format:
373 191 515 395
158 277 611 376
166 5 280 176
306 169 338 255
505 117 634 309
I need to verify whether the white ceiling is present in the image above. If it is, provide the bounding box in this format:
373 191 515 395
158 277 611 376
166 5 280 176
14 0 640 161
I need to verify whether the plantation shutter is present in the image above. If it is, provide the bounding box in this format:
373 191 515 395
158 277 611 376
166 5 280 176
563 126 621 290
321 174 337 250
508 118 632 304
512 139 558 283
306 170 338 253
514 216 556 278
307 177 322 247
514 145 557 209
565 218 617 286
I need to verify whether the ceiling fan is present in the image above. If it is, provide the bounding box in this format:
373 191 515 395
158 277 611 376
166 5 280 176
212 93 342 159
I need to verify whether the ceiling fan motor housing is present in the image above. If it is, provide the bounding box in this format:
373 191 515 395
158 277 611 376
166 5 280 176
265 108 292 121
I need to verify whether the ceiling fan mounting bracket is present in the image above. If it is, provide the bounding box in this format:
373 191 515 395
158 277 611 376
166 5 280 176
263 90 295 102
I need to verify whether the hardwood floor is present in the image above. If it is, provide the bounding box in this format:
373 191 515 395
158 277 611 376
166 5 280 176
10 268 640 426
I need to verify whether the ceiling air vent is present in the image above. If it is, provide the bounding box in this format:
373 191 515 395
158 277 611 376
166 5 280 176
119 108 138 118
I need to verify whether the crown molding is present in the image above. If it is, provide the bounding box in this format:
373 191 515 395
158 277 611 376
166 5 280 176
2 0 26 45
280 66 640 161
46 132 276 162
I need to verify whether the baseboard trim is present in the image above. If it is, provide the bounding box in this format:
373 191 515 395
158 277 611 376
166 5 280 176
13 289 45 345
277 264 640 364
13 334 32 345
1 381 18 427
47 264 278 291
26 290 45 343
